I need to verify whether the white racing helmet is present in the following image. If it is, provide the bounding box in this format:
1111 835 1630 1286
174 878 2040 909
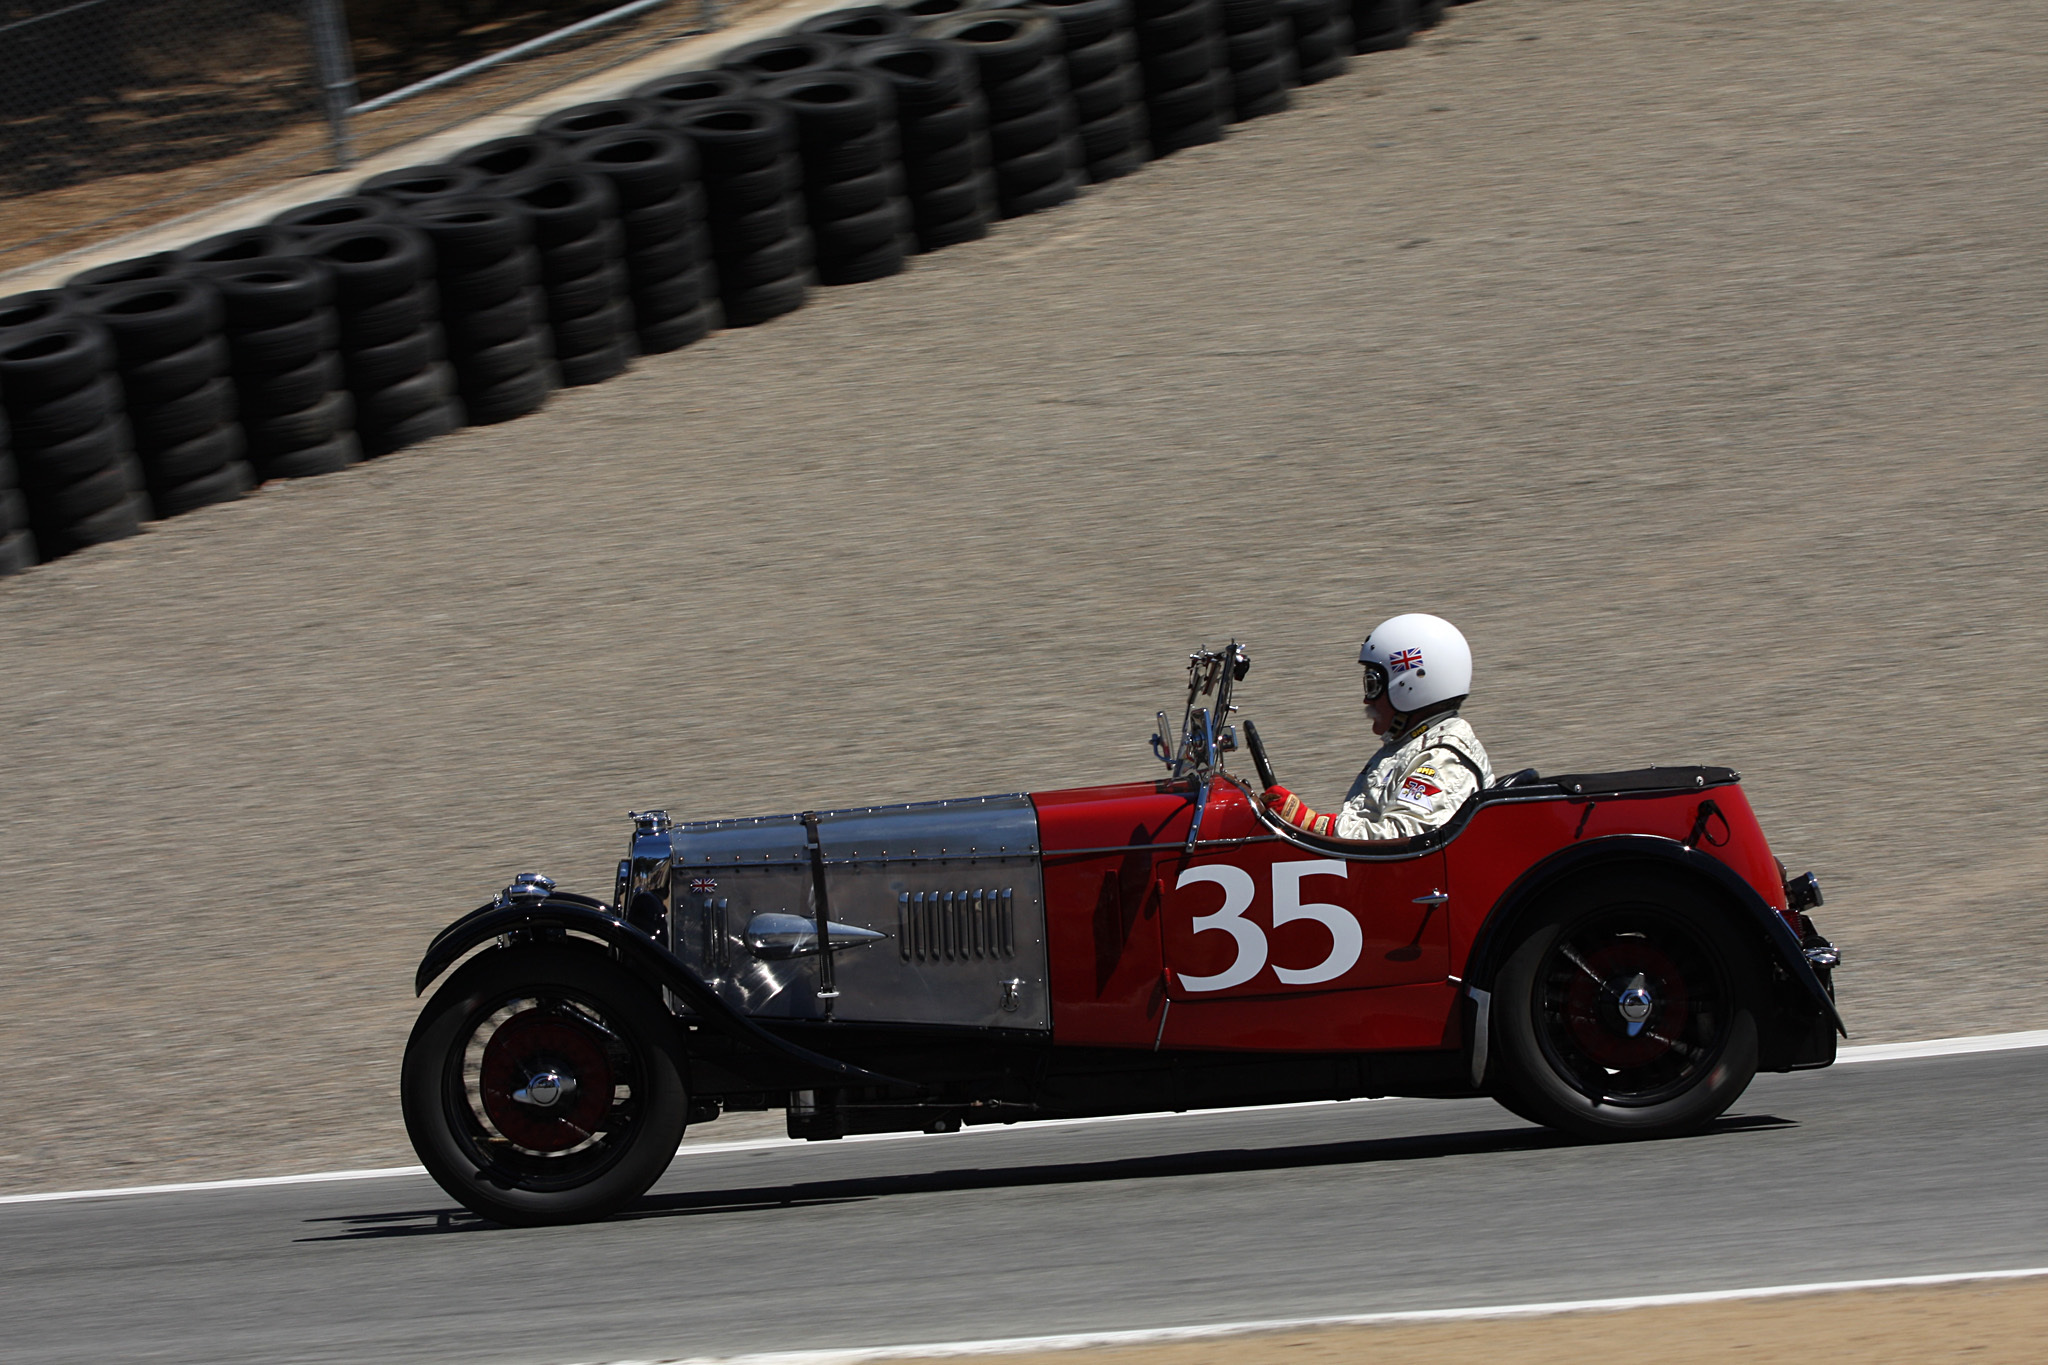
1359 613 1473 715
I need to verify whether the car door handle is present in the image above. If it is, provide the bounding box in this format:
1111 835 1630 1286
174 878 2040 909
1411 891 1450 905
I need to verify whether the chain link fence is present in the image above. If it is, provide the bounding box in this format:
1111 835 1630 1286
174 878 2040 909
0 0 727 276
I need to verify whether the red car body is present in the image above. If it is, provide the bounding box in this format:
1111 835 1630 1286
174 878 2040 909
1037 775 1797 1055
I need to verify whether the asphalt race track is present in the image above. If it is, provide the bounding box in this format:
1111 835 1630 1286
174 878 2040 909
2 1046 2042 1365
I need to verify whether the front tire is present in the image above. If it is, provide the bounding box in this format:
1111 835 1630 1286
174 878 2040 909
401 942 688 1226
1491 871 1760 1140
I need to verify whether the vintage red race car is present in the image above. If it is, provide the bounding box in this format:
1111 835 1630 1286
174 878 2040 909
402 642 1843 1225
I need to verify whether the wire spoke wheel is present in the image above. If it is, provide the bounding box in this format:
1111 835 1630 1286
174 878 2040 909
1534 911 1731 1106
403 945 688 1225
1492 871 1760 1140
459 993 641 1186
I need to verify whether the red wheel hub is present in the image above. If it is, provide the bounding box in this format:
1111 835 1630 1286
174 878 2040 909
1562 939 1692 1070
478 1008 616 1152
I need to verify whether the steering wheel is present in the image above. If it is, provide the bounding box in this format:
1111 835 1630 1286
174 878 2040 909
1242 719 1279 791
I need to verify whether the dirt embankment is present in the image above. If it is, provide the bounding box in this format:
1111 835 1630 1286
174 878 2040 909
907 1279 2048 1365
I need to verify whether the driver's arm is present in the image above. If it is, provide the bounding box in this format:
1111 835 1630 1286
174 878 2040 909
1261 751 1478 843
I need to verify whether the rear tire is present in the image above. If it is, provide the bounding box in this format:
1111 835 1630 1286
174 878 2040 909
1491 871 1759 1140
401 943 688 1225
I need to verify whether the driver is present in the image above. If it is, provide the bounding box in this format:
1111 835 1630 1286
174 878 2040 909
1259 613 1493 841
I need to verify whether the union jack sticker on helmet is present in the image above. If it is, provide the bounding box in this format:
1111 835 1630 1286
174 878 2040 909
1389 648 1424 673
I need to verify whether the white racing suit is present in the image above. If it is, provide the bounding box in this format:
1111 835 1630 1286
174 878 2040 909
1334 714 1493 841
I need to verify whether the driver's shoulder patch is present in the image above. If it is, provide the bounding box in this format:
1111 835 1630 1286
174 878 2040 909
1396 768 1445 812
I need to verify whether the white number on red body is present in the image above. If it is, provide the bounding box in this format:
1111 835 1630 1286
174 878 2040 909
1173 860 1361 992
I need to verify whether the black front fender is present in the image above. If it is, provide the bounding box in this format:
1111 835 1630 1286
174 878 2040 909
1463 834 1845 1039
414 897 906 1089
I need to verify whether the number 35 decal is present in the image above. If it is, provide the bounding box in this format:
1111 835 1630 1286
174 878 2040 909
1175 861 1363 992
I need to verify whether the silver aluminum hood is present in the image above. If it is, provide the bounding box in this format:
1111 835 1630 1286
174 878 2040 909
668 793 1050 1031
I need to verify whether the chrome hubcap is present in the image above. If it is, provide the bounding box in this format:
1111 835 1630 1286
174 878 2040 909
512 1070 573 1108
1616 978 1655 1036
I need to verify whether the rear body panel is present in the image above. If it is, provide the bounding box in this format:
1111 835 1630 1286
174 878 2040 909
1033 770 1791 1056
1442 780 1792 971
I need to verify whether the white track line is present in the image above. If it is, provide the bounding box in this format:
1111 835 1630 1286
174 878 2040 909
1835 1028 2048 1064
0 1165 430 1206
583 1267 2048 1365
5 1028 2044 1208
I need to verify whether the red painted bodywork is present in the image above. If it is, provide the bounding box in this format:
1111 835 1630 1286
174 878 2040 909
1031 776 1789 1055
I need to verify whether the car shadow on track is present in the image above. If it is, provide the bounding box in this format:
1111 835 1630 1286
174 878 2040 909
296 1114 1794 1242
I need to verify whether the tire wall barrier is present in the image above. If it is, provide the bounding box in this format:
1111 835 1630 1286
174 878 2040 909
1221 0 1296 122
0 295 147 560
505 170 636 388
0 0 1475 573
676 98 814 327
761 70 915 286
570 129 720 352
1279 0 1352 85
78 279 253 518
849 38 996 251
1035 0 1150 184
289 224 463 458
0 406 31 575
919 10 1082 219
408 199 560 425
1350 0 1417 53
202 256 360 481
1131 0 1229 154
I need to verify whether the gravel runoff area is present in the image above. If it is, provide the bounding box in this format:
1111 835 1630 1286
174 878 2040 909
890 1279 2048 1365
0 0 2042 1194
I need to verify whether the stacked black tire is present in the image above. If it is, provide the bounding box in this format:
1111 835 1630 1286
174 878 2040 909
357 163 491 208
1221 0 1294 120
407 199 558 426
1130 0 1228 154
506 169 634 387
761 70 913 285
921 10 1081 218
570 129 719 351
169 227 358 481
889 0 984 18
537 99 669 144
1349 0 1415 52
0 407 30 573
718 33 849 83
848 38 996 250
0 314 147 557
0 291 71 335
629 67 752 116
673 100 812 327
65 254 182 297
207 257 359 479
174 226 294 273
80 280 251 517
451 134 564 182
271 197 397 236
292 225 463 457
1278 0 1351 84
1033 0 1148 182
796 4 916 41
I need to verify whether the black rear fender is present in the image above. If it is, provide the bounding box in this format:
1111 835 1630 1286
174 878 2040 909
1462 836 1844 1073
